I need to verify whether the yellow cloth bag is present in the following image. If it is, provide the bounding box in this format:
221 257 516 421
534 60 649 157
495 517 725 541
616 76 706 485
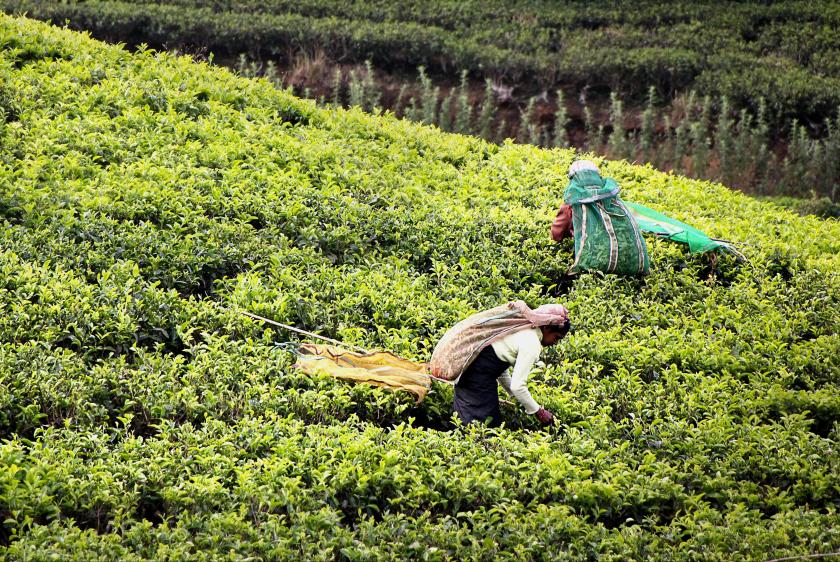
294 343 432 403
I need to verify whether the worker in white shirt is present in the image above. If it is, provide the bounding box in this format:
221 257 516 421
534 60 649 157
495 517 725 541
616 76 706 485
453 318 569 427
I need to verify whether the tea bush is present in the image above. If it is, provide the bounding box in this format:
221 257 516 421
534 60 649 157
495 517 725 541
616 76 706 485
0 15 838 560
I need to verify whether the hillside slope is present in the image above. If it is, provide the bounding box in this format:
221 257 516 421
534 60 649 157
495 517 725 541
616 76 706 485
5 0 840 122
0 16 838 560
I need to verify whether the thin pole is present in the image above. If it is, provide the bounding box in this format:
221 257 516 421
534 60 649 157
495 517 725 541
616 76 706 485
763 553 840 562
238 310 371 354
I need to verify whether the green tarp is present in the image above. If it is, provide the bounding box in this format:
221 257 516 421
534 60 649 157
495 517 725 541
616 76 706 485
624 201 731 254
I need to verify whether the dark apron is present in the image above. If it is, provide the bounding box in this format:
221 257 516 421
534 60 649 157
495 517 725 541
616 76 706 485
453 345 509 427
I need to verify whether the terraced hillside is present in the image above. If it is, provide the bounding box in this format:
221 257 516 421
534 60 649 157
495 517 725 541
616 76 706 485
6 0 840 121
0 15 838 560
7 1 840 203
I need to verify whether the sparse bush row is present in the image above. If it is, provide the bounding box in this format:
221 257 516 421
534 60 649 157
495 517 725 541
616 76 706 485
277 62 840 202
3 0 840 121
0 15 838 559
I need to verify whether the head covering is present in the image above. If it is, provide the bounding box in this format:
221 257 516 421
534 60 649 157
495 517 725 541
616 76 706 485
568 159 600 178
510 301 569 327
429 301 569 381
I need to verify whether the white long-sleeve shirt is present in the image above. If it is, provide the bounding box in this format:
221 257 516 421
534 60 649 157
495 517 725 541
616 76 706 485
491 327 543 414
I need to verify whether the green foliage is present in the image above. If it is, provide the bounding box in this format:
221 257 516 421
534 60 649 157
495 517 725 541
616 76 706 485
453 70 472 135
393 82 407 116
5 1 840 197
476 78 496 140
0 14 838 560
347 68 365 109
6 0 840 126
519 97 538 145
438 87 454 132
607 92 629 160
552 89 568 149
330 66 342 106
758 195 840 219
690 95 713 177
583 101 596 150
417 65 438 125
715 96 735 182
639 86 657 160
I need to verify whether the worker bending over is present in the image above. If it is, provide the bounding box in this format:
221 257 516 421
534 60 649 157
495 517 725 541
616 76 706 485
430 301 570 427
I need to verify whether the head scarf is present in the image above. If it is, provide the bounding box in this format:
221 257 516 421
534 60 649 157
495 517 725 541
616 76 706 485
568 159 600 177
509 301 569 327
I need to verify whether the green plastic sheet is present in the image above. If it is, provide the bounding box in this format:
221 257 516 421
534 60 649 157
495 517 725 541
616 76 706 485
624 201 730 254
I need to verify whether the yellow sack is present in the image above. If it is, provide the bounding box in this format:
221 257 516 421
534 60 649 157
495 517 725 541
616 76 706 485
294 343 432 403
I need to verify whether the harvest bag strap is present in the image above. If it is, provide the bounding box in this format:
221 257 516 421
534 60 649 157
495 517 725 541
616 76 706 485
573 186 620 204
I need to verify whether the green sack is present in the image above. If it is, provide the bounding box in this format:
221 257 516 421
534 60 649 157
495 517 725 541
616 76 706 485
564 169 649 276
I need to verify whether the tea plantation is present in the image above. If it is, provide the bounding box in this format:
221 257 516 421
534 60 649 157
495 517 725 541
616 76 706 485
1 15 839 561
6 0 840 123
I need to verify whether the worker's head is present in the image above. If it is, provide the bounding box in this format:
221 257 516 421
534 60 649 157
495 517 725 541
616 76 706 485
540 318 570 346
567 159 600 178
528 303 570 346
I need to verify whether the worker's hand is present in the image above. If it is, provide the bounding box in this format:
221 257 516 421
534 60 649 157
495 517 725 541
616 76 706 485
534 407 554 425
